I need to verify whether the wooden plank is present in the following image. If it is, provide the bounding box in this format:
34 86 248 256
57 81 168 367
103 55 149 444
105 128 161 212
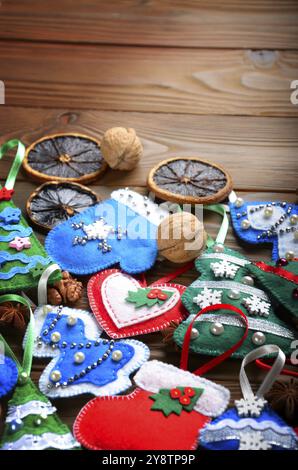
1 42 298 116
0 1 297 49
0 107 297 192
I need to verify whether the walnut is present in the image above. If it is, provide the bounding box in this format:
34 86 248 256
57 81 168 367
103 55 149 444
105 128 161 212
47 271 83 305
157 212 207 263
101 127 143 170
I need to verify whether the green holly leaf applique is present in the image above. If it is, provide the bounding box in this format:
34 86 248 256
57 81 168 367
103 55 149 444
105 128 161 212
150 386 203 417
126 288 173 308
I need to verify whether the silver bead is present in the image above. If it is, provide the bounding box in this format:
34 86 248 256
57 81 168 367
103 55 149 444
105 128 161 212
286 251 295 261
67 315 78 326
111 350 123 362
252 331 266 346
228 289 241 300
18 371 28 385
235 197 244 208
241 219 251 230
74 352 85 364
213 244 224 253
51 331 61 343
241 275 254 287
50 370 61 382
290 214 298 225
210 322 224 336
190 328 199 339
263 207 273 218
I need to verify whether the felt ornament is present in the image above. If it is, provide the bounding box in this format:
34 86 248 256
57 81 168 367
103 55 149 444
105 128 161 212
87 263 192 339
247 258 298 328
0 295 80 450
199 345 298 450
45 188 169 275
73 304 248 450
24 265 150 398
175 242 296 359
229 191 298 262
0 355 18 399
0 140 59 293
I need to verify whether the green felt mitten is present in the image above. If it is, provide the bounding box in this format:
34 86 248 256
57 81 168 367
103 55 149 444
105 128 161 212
0 295 80 450
174 244 296 359
0 140 60 293
247 259 298 328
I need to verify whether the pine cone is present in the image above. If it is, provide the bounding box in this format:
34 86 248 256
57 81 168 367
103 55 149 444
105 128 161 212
0 302 29 331
47 271 83 306
265 378 298 425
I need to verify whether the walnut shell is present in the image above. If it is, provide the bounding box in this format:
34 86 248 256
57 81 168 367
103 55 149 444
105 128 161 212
47 271 83 306
101 127 143 170
157 212 207 263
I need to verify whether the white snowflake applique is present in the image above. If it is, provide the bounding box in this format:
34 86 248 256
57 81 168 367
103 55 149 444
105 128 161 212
210 260 239 279
239 431 272 450
242 295 270 317
82 219 114 240
235 396 267 418
193 287 222 309
72 218 127 253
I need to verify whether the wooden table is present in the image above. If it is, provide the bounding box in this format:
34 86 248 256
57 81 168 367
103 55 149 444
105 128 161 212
0 1 297 433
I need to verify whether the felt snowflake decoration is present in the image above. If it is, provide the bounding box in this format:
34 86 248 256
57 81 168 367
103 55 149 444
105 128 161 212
72 218 126 253
210 260 239 279
235 396 267 418
242 295 271 317
239 431 272 450
193 287 222 309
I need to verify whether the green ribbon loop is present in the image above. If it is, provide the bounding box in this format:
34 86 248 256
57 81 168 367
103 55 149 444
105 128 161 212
204 203 229 248
0 294 34 377
0 139 26 190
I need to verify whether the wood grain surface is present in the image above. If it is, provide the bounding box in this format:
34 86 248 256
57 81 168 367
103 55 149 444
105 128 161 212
0 0 297 439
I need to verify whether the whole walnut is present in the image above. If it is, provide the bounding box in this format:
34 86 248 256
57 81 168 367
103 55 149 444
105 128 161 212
101 127 143 170
48 271 83 306
157 212 207 263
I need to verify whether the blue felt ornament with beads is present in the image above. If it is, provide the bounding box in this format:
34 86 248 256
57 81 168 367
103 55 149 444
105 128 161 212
229 192 298 262
45 188 169 275
199 345 298 451
0 355 18 398
24 265 150 399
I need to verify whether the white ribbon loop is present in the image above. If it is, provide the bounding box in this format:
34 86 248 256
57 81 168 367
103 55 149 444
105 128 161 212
38 264 61 306
239 344 286 401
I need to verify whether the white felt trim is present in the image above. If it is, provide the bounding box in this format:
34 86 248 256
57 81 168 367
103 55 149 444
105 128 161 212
200 252 250 267
1 432 80 450
23 305 103 358
111 189 169 226
134 360 230 418
39 339 150 398
6 400 56 422
102 272 180 328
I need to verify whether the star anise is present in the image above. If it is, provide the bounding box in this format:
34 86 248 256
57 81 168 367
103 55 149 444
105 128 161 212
265 379 298 425
47 271 83 305
161 320 180 348
0 302 29 331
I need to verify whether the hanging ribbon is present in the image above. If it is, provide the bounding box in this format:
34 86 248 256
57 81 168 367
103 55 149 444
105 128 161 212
180 303 249 376
255 357 298 379
204 204 229 248
0 139 26 191
239 345 286 400
0 294 35 378
37 263 62 306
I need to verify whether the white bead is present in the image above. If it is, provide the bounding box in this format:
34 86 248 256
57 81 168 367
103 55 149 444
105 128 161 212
228 289 241 300
263 207 273 218
241 219 251 230
290 214 298 225
190 328 199 339
111 350 123 362
74 352 85 364
235 198 244 208
210 322 224 336
252 331 266 346
213 244 224 253
51 332 61 343
241 275 254 287
50 370 61 382
67 315 78 326
286 251 295 261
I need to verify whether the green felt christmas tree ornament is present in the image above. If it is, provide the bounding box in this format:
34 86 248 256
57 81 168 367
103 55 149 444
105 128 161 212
0 140 60 293
173 205 297 359
247 258 298 329
0 295 80 450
